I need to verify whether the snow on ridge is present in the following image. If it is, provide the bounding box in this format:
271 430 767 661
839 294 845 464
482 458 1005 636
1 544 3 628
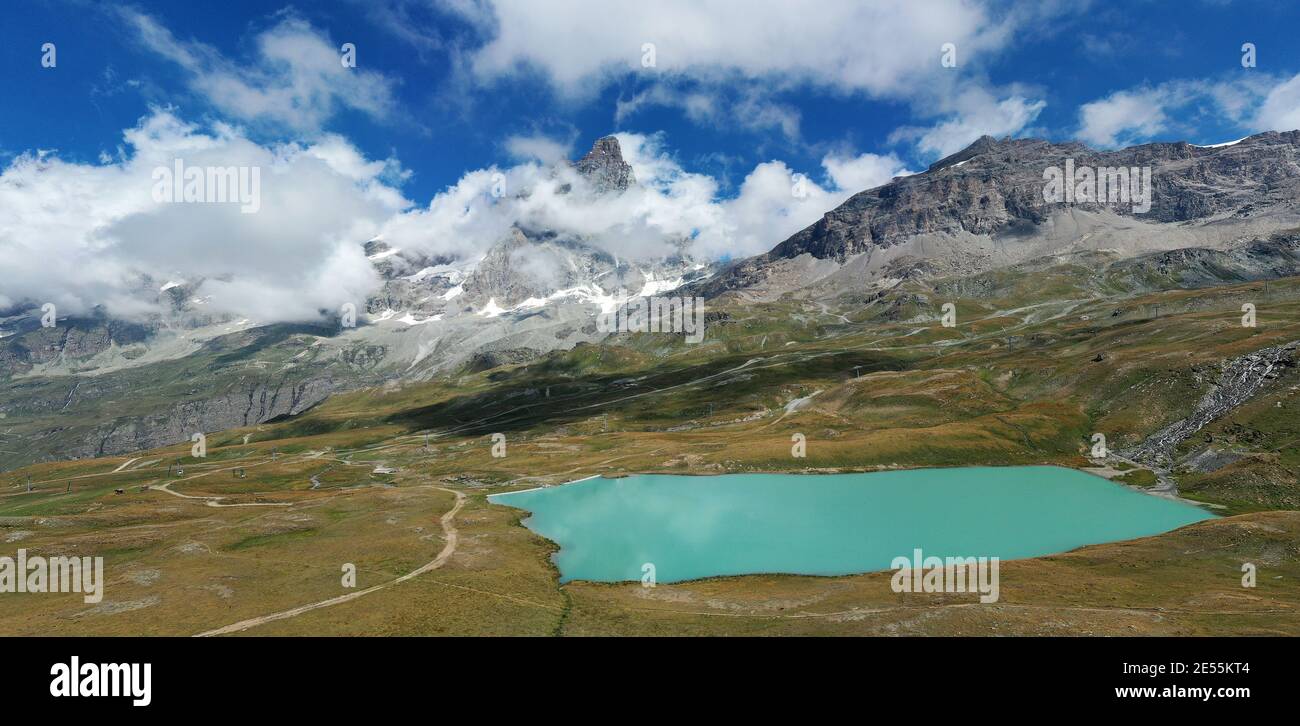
489 270 701 318
635 271 686 298
363 309 444 326
511 283 627 314
397 312 441 326
478 298 507 318
367 247 401 261
1193 137 1247 149
409 265 466 284
461 262 708 320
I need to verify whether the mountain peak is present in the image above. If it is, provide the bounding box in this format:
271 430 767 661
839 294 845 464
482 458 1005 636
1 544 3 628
586 134 623 157
698 130 1300 299
927 134 1003 172
574 135 636 193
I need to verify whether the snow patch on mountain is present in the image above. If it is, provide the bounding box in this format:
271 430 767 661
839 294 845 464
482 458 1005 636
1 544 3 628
397 312 441 325
477 298 507 317
1193 137 1248 149
367 247 401 261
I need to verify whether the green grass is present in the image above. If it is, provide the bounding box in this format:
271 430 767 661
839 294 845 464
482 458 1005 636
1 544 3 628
0 263 1298 635
1114 469 1158 488
225 528 320 552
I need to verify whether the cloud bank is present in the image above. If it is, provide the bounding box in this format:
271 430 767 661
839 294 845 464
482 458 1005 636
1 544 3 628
0 113 911 325
1075 73 1300 148
381 132 913 264
442 0 1057 154
0 111 404 323
121 9 399 133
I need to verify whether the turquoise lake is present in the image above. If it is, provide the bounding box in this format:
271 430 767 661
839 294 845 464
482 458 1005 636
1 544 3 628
488 466 1215 584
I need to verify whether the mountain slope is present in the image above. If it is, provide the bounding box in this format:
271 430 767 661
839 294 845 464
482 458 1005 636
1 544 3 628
700 131 1300 301
0 136 710 470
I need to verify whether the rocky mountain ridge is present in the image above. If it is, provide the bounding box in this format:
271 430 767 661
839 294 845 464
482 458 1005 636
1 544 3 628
700 131 1300 299
6 132 1300 470
0 135 709 468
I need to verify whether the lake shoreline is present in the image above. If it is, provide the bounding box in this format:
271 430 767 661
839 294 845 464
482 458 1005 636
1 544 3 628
491 461 1218 512
490 466 1215 585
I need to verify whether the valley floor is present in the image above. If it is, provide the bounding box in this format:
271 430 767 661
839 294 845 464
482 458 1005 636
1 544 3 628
1 437 1296 636
3 271 1300 635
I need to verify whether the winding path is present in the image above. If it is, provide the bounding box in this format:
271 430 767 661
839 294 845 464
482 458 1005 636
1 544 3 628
111 457 141 473
194 487 465 636
152 457 304 508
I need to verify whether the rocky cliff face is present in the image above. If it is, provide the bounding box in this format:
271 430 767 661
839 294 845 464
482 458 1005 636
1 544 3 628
453 135 703 310
573 135 636 193
0 321 354 467
360 134 689 314
1110 231 1300 288
702 131 1300 296
85 376 338 458
9 131 1300 470
458 228 604 308
458 227 704 310
0 318 152 374
0 134 703 470
1125 340 1299 467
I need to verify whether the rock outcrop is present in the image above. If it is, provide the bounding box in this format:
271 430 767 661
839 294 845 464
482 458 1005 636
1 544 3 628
702 131 1300 296
573 135 636 193
1125 340 1299 467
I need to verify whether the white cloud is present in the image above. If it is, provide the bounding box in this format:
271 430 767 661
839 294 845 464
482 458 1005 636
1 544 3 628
122 10 399 132
1 107 912 327
377 166 521 261
822 152 911 192
1074 76 1286 149
439 0 1057 152
701 151 913 258
1255 73 1300 133
0 111 406 323
452 0 1012 98
892 88 1046 158
381 134 913 263
616 85 717 127
1077 86 1181 148
504 133 575 163
616 83 801 140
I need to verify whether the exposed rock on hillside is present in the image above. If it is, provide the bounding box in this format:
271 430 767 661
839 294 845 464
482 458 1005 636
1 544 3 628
573 135 636 193
701 132 1300 298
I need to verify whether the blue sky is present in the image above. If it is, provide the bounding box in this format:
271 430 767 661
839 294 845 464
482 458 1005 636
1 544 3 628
5 0 1299 200
5 1 1300 322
